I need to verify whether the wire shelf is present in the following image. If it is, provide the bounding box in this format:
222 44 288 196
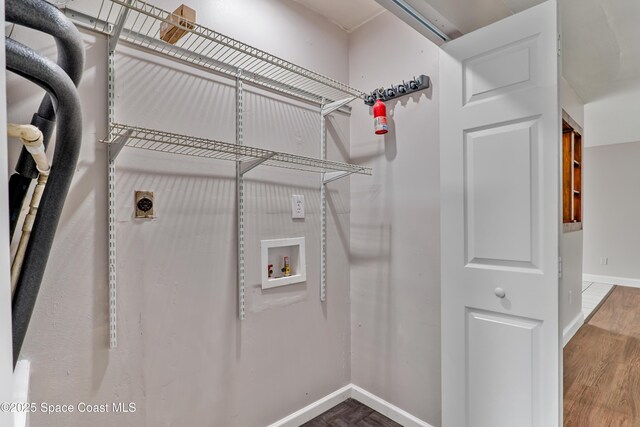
105 123 372 176
63 0 367 105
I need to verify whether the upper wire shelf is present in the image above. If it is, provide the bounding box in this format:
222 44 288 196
62 0 368 105
105 123 372 176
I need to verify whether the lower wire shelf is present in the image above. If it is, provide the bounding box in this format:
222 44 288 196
104 123 372 177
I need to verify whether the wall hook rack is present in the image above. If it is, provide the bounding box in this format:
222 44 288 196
364 74 430 106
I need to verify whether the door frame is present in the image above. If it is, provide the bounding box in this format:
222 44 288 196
1 1 16 423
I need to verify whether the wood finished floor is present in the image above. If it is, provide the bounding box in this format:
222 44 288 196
564 285 640 426
301 398 402 427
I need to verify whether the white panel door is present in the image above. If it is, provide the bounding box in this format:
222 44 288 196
440 2 560 427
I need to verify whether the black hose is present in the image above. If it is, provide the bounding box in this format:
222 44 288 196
5 0 85 238
6 37 83 366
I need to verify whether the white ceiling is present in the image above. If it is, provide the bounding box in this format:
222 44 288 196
419 0 640 102
294 0 640 102
292 0 385 32
560 0 640 102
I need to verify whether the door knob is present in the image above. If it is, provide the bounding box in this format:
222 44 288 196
494 287 506 299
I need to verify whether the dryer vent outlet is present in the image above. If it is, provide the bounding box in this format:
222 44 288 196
135 191 155 219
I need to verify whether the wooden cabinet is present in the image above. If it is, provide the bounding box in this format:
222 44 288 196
563 118 582 224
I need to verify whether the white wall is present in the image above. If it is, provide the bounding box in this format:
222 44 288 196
0 3 16 424
560 77 584 130
6 1 352 426
582 140 640 282
349 12 441 426
559 77 584 339
584 79 640 147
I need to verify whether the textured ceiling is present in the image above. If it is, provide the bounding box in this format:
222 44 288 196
399 0 640 102
561 0 640 101
294 0 640 102
291 0 385 32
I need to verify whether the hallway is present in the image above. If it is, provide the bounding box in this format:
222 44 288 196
564 286 640 426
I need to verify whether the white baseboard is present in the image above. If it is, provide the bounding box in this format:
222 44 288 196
350 385 434 427
13 359 30 427
583 274 640 288
267 385 352 427
268 384 434 427
562 312 584 347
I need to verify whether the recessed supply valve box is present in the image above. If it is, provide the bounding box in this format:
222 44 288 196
261 237 306 289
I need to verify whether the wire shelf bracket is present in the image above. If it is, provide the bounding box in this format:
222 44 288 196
108 0 133 53
239 154 276 176
108 129 133 162
323 171 351 185
322 97 357 117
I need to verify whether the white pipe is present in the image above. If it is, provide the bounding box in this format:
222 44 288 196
10 174 47 297
7 124 49 297
7 124 49 175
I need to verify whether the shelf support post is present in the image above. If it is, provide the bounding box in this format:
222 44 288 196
107 29 118 349
320 99 327 302
236 69 246 320
104 0 134 352
319 97 357 302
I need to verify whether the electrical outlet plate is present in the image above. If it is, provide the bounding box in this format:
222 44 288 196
292 194 304 219
135 190 155 218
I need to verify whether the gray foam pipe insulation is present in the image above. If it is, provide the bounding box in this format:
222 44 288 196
6 0 85 240
6 3 84 366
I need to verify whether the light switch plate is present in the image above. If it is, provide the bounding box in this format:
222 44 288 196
292 195 304 219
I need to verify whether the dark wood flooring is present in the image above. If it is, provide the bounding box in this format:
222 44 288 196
564 285 640 426
302 398 402 427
